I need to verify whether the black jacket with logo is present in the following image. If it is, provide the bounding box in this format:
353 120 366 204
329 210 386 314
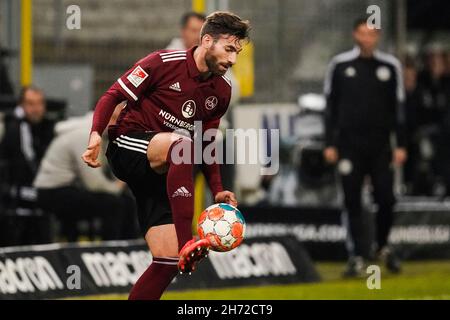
324 47 406 149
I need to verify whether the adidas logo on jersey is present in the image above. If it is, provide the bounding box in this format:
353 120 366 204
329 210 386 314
169 82 181 92
172 186 192 198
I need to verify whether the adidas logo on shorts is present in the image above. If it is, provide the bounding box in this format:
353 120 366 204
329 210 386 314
172 186 192 198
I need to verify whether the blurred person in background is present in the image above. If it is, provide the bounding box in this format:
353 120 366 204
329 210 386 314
422 49 450 197
34 103 139 242
166 11 206 52
0 86 55 246
402 57 435 195
323 18 406 277
417 47 449 134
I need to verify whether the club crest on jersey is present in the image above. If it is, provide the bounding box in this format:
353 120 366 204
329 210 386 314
338 159 353 175
205 96 218 110
345 66 356 77
181 100 196 118
127 65 148 88
376 66 391 81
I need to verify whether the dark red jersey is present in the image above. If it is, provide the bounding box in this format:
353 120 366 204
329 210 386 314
91 46 232 139
90 46 231 195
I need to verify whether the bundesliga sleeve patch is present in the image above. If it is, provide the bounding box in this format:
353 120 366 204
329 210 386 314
127 65 149 88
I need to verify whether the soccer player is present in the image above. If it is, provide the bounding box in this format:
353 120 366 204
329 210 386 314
82 11 250 300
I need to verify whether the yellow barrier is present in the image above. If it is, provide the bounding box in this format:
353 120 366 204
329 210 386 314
192 0 205 13
233 42 255 97
20 0 33 86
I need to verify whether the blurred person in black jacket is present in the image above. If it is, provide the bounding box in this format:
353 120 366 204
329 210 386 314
0 86 55 246
417 48 449 125
418 48 450 196
402 58 435 195
323 19 406 277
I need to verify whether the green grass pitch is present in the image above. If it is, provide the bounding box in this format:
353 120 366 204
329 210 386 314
72 260 450 300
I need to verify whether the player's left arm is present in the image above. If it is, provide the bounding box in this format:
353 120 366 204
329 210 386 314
201 118 238 207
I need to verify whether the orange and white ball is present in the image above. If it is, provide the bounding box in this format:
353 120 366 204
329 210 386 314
197 203 246 252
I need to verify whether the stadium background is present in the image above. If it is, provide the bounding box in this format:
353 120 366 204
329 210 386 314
0 0 450 299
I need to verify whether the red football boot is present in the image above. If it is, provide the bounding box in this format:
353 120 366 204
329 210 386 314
178 237 211 275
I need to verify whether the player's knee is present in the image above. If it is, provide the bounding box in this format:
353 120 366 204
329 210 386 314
151 246 179 258
166 135 194 165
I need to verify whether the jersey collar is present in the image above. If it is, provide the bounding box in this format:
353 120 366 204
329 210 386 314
187 46 201 79
187 46 217 87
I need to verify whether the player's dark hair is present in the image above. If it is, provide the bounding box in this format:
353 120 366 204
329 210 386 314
200 11 250 42
353 17 369 30
181 11 206 28
18 85 44 105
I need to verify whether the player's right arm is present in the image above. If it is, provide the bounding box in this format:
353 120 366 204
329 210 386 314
323 59 340 164
82 53 162 168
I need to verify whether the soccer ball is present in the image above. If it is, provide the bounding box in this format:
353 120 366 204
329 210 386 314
197 203 246 252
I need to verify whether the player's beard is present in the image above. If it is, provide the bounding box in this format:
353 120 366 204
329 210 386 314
205 48 230 76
